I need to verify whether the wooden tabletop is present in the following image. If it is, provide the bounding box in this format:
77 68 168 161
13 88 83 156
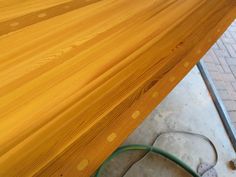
0 0 235 176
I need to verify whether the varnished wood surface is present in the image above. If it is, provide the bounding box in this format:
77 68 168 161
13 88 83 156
0 0 236 176
0 0 101 35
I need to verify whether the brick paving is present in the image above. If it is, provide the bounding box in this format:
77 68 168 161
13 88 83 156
202 20 236 129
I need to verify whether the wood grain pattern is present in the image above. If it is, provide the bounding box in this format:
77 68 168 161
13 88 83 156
0 0 235 176
0 0 101 35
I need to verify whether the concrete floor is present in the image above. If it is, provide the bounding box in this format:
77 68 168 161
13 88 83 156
101 67 236 177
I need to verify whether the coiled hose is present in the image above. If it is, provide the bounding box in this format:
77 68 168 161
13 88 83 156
93 144 201 177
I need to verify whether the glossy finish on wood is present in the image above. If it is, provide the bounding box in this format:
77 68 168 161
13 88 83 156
0 0 235 176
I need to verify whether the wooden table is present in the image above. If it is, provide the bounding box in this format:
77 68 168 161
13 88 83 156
0 0 236 176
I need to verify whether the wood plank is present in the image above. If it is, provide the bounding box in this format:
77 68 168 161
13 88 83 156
0 0 235 176
0 0 102 35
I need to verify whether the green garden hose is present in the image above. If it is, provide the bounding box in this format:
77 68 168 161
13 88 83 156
93 144 201 177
